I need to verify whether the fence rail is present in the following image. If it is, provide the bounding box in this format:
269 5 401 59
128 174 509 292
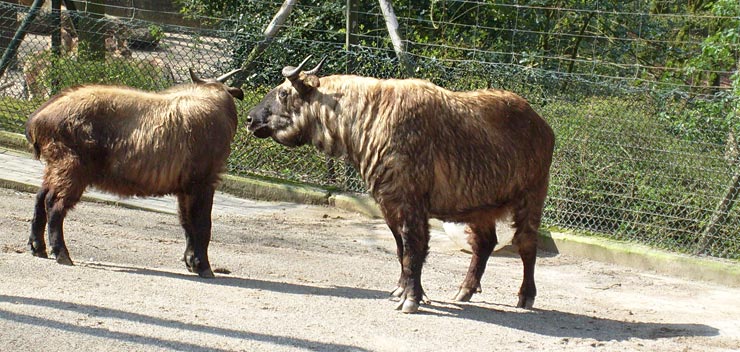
0 1 738 260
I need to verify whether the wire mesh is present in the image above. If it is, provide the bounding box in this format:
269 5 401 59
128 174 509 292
0 1 737 260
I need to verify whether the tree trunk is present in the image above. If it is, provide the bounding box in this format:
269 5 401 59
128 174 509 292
51 0 61 55
562 11 595 90
345 0 358 73
0 0 45 80
695 132 740 255
378 0 414 77
233 0 297 87
0 1 19 57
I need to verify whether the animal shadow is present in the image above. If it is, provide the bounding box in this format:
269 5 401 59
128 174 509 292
425 300 718 342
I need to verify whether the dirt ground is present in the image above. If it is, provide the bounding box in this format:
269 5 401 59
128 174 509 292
0 187 738 352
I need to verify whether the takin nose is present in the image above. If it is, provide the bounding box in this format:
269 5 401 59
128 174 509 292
245 111 262 130
245 111 257 126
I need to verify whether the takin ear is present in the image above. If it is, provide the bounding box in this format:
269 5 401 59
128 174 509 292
304 74 320 89
227 87 244 100
291 72 320 96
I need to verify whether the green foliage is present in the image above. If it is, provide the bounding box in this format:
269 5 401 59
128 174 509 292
684 0 739 84
25 49 175 99
657 93 733 145
543 95 738 258
176 0 346 86
3 0 736 258
148 24 166 42
225 87 340 188
0 97 36 134
128 24 166 50
657 0 740 150
174 1 737 90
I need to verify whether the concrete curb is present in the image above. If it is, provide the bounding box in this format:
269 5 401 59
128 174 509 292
220 174 330 206
329 192 383 219
543 230 740 287
0 131 737 287
0 130 31 152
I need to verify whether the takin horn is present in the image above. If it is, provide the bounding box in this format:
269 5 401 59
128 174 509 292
281 55 313 80
215 68 243 83
188 68 205 84
304 56 327 76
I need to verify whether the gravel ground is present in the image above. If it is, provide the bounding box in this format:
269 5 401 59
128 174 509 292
0 187 738 351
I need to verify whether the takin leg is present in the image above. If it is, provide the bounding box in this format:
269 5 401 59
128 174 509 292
382 203 431 313
387 229 430 303
512 185 548 309
42 161 86 266
452 222 497 302
388 226 405 298
177 193 195 272
44 186 83 266
513 223 538 309
178 184 215 278
28 185 50 258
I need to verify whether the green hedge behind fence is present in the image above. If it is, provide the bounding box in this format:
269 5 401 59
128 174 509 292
0 1 737 260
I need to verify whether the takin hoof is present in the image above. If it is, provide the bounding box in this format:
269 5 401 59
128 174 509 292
185 256 215 278
29 245 48 259
197 266 215 279
390 286 431 305
395 298 420 314
452 288 475 302
452 283 481 302
517 295 535 309
392 286 429 313
54 252 74 266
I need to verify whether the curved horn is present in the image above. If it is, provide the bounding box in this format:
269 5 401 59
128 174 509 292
188 68 205 84
304 56 327 76
215 68 243 83
281 55 313 80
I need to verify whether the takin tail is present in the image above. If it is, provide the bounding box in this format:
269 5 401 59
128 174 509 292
24 116 41 160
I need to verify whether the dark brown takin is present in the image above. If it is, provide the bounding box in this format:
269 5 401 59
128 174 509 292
246 56 555 313
25 68 244 278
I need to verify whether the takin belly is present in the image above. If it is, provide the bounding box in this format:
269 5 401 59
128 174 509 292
427 161 519 222
428 184 514 222
92 172 186 197
95 154 192 197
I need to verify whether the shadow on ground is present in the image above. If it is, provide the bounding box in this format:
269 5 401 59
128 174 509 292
78 261 719 343
0 294 370 352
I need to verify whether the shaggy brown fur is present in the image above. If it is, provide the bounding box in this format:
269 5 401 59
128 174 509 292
247 58 554 313
25 71 243 277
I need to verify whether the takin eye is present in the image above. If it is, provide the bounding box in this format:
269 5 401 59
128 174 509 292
278 90 289 99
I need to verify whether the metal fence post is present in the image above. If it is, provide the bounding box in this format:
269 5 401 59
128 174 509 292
0 0 45 80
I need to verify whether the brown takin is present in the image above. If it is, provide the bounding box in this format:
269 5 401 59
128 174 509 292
247 56 555 313
25 69 244 278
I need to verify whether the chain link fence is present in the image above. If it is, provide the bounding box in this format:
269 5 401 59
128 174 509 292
0 1 738 261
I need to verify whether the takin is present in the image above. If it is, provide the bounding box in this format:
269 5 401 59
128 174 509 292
246 56 555 313
25 68 244 278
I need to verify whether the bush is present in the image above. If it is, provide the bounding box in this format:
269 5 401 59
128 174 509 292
128 25 166 50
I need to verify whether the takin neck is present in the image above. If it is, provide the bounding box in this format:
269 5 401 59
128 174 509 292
307 75 422 186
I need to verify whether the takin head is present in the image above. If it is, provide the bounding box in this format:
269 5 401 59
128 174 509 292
245 55 326 147
188 67 245 100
